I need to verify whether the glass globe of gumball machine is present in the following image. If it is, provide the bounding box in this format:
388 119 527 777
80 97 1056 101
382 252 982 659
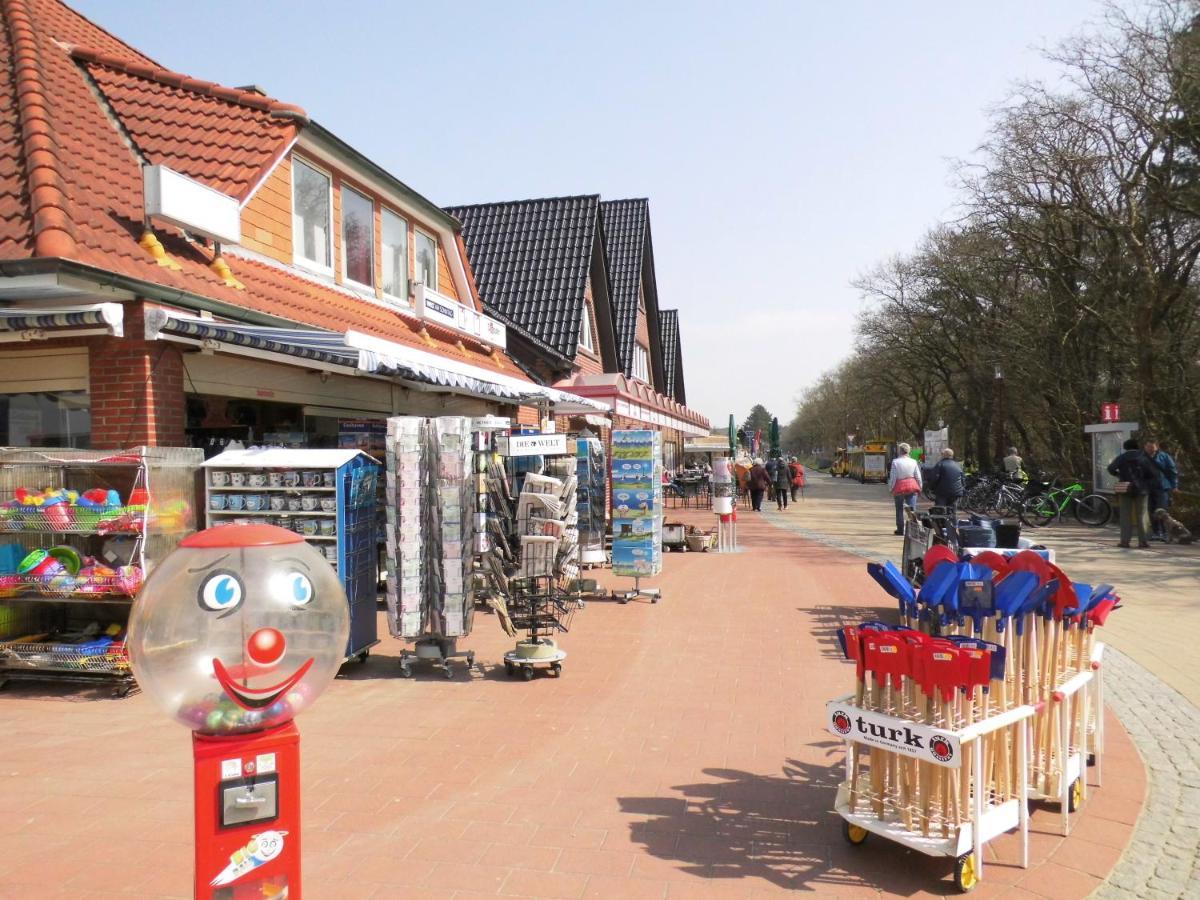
128 524 349 900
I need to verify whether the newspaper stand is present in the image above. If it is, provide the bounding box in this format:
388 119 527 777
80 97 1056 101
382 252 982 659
830 696 1035 893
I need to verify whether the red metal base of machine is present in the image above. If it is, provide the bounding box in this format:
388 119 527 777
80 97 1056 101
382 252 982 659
193 721 301 900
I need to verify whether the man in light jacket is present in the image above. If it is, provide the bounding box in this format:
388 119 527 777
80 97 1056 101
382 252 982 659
887 442 923 535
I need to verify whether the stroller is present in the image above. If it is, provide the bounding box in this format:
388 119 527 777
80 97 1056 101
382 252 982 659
901 505 959 585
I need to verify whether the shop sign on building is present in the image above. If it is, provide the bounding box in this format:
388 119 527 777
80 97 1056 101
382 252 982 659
143 165 241 246
415 285 507 349
497 433 568 457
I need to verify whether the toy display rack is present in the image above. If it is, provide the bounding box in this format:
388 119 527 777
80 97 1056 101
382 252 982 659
833 697 1036 893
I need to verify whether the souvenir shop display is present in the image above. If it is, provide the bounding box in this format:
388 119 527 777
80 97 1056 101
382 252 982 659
610 430 663 603
0 446 200 694
575 434 607 567
384 416 479 678
828 547 1115 892
202 448 379 663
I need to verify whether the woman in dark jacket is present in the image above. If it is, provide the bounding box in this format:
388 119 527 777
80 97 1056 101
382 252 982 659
748 459 771 512
1107 438 1156 549
772 456 791 510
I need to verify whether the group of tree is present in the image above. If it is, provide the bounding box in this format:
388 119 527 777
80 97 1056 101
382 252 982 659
788 0 1200 487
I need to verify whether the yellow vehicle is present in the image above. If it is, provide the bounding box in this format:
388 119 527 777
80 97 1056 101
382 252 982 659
830 448 850 477
848 441 891 483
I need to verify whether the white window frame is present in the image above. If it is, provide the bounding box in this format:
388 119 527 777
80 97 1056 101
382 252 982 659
633 343 649 382
578 301 594 352
381 207 410 305
414 228 439 292
340 183 376 291
291 155 334 276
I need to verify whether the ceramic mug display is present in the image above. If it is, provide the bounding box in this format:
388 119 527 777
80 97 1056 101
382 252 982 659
226 494 246 511
287 498 303 511
301 519 319 536
230 472 247 487
282 471 301 488
301 496 319 511
319 519 335 535
210 471 229 487
322 472 336 487
209 494 227 510
244 494 268 512
320 498 336 512
268 472 283 487
247 473 267 487
269 496 287 511
324 545 338 561
302 471 322 488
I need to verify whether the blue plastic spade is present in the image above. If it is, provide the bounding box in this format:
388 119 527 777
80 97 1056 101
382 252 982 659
917 561 960 624
951 562 994 628
993 570 1039 631
1014 578 1059 636
866 560 917 619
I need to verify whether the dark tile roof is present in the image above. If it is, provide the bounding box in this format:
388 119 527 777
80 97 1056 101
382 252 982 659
446 195 600 363
659 309 686 404
598 198 648 374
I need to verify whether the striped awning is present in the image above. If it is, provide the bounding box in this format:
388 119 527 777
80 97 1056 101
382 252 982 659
144 310 609 413
0 302 124 341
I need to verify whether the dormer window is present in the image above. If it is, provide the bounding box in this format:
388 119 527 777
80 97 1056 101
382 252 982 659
293 157 332 273
579 301 594 352
382 208 409 302
415 230 438 290
341 185 374 288
632 343 650 382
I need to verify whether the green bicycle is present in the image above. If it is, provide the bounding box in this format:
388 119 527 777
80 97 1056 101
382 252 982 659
1019 480 1112 528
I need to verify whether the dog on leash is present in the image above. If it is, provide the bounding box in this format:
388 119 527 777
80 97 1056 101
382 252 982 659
1153 508 1193 544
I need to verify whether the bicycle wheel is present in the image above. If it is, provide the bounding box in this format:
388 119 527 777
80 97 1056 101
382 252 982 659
1073 494 1112 526
1019 494 1056 527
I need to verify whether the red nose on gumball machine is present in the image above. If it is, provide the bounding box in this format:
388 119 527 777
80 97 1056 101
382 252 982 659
128 524 349 900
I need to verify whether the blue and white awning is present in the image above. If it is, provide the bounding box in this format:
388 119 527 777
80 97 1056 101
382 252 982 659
144 309 610 413
0 302 124 341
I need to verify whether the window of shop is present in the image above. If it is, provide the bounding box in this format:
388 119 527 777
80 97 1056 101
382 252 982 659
632 344 650 382
293 157 332 272
341 184 375 288
579 301 594 352
415 230 438 290
0 391 90 448
382 208 409 302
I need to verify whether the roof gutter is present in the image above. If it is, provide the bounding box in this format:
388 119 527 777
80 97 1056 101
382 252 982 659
0 257 305 329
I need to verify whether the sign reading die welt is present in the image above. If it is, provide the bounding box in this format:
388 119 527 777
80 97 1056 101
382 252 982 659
826 701 961 769
497 434 568 457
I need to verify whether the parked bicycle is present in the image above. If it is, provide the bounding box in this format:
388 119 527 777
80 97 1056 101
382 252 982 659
1018 479 1112 528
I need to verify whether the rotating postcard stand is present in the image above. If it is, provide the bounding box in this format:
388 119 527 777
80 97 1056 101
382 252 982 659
712 458 739 553
610 430 663 604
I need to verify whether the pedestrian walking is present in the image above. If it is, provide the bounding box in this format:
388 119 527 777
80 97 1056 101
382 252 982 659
748 458 770 512
789 457 805 502
1107 438 1156 549
773 455 791 510
1141 437 1180 541
927 448 966 518
887 442 923 535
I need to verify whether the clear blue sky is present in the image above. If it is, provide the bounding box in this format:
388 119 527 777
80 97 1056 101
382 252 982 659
74 0 1104 428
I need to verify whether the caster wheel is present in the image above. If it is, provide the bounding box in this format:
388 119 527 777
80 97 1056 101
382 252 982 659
618 597 628 605
400 663 412 678
1067 777 1083 813
954 852 977 893
551 662 562 677
1087 752 1096 767
358 649 370 663
842 821 868 845
444 666 454 680
652 597 659 604
467 654 476 670
522 666 534 681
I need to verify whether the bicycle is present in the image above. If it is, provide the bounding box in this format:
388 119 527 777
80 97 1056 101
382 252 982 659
1018 479 1112 528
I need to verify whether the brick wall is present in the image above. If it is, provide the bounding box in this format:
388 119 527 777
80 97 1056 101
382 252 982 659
88 302 186 448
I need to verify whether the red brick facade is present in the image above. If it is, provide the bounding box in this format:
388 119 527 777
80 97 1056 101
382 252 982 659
88 302 186 448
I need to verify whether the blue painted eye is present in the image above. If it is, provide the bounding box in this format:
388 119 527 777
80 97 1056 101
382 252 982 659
288 572 314 607
200 572 243 612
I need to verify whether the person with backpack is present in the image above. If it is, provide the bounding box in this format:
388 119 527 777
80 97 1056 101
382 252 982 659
1107 438 1157 549
927 448 966 518
1141 438 1180 542
887 442 923 535
772 455 791 510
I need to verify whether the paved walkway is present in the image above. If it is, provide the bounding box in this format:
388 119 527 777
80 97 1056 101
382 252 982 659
0 505 1144 898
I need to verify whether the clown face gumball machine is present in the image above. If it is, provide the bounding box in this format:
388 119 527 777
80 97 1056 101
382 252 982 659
128 524 349 900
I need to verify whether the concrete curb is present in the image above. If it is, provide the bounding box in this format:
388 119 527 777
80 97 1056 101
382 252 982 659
758 507 1200 899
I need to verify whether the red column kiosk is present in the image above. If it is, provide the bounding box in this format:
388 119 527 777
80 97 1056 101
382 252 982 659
128 525 349 899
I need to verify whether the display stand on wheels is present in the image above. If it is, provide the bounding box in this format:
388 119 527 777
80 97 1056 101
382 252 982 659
201 448 380 664
503 573 574 680
610 430 664 603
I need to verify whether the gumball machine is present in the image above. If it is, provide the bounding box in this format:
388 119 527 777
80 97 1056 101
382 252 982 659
128 525 349 900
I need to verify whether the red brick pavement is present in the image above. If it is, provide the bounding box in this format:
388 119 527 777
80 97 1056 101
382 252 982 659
0 508 1142 898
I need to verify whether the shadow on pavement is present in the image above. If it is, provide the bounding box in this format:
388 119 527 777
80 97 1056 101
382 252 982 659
796 604 895 660
619 743 960 895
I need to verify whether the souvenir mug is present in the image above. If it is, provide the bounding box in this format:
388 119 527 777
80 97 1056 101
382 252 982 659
320 498 336 512
247 473 267 487
226 494 246 511
230 472 247 487
210 471 229 487
301 496 319 511
269 496 287 511
267 472 283 487
301 519 319 536
287 498 303 511
302 471 321 488
282 471 301 488
322 472 336 487
209 494 227 510
244 494 267 512
324 545 338 561
318 519 336 535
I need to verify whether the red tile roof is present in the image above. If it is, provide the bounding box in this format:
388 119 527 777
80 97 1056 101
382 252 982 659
0 0 522 380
